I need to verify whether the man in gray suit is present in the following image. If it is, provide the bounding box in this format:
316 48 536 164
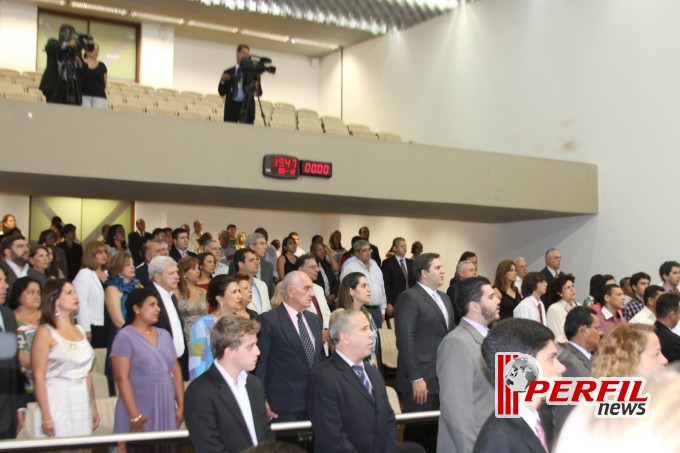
552 305 602 434
395 252 454 451
437 276 500 453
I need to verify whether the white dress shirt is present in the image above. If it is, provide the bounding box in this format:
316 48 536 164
153 283 185 357
513 295 547 326
213 360 259 446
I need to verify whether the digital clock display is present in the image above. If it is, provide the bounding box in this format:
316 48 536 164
262 154 333 179
300 160 333 178
262 154 299 179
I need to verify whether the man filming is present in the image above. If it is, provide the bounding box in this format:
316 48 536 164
218 44 262 124
39 24 88 105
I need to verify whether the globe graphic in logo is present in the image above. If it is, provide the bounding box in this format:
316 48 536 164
504 355 540 393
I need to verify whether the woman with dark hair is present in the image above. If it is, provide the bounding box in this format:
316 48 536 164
188 275 244 381
38 229 67 279
235 274 259 320
584 274 616 307
328 230 346 265
8 276 42 401
546 273 577 345
32 279 99 438
337 272 380 366
276 236 298 279
73 241 110 347
493 259 522 320
514 272 548 324
106 224 128 256
458 251 478 269
104 253 141 396
111 287 184 433
177 256 207 343
27 245 51 286
1 213 18 237
410 241 423 260
196 252 215 294
80 43 107 109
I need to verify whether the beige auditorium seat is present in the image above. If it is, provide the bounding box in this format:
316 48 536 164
298 122 323 133
297 108 319 119
131 84 154 94
378 325 398 370
274 101 295 111
126 96 155 108
325 126 350 136
378 132 403 142
157 100 187 112
94 396 118 435
0 82 25 95
180 91 204 99
347 123 371 133
156 87 179 97
189 103 218 116
179 110 208 120
107 81 130 89
14 76 39 89
5 91 43 103
321 115 347 131
91 372 111 399
352 129 378 140
0 68 21 77
386 386 402 414
146 107 178 117
22 70 44 79
204 93 223 102
92 348 107 375
270 120 296 130
111 103 145 113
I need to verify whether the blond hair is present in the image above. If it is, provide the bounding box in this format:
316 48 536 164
592 323 656 378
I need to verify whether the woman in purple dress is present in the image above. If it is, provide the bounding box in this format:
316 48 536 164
111 287 184 433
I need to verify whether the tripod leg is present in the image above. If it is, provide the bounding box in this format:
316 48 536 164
256 95 268 127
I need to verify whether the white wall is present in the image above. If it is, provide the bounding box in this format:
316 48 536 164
0 1 37 71
173 36 321 110
319 0 680 295
139 23 174 88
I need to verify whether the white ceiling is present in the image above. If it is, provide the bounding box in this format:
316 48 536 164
29 0 457 57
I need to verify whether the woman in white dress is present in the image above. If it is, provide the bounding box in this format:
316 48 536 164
546 273 577 345
73 241 109 347
32 279 100 438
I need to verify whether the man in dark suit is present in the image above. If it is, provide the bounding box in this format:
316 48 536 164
185 316 274 452
1 234 43 293
654 293 680 363
307 308 396 452
311 242 339 310
0 267 25 439
135 239 169 287
395 252 454 451
437 277 499 453
358 226 381 267
169 228 197 262
473 318 566 453
382 237 415 320
551 306 601 435
148 256 189 380
127 219 153 266
57 224 83 281
540 248 562 286
218 44 262 124
229 233 275 298
255 271 324 422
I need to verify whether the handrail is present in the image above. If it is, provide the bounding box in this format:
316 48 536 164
0 411 440 450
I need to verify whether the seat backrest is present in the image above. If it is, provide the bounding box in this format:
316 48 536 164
378 326 398 369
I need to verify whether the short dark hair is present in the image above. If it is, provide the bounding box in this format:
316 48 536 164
521 272 546 296
211 315 260 360
564 306 597 341
236 44 250 54
254 227 268 241
62 224 76 235
281 236 296 249
655 293 680 319
0 233 25 252
295 254 316 270
152 227 164 237
458 251 476 263
414 253 440 282
619 277 630 288
659 261 680 281
172 228 188 240
311 235 323 245
7 276 41 310
598 284 620 305
207 275 237 308
547 273 575 305
124 287 158 325
233 248 255 271
482 318 554 372
630 272 651 287
455 276 491 317
41 279 71 328
644 285 664 306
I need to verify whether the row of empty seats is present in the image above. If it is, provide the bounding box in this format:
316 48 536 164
0 67 403 141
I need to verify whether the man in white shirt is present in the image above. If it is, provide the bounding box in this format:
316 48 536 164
630 285 664 325
340 239 387 327
188 219 203 254
232 249 271 314
437 276 500 453
514 272 548 326
514 257 528 291
185 316 274 452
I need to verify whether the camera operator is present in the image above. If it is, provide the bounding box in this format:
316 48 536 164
218 44 262 124
38 24 83 105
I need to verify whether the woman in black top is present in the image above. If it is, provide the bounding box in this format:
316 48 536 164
81 43 108 109
493 259 523 320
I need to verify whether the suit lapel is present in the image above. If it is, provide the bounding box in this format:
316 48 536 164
208 366 251 436
460 319 484 345
509 417 548 453
333 354 375 405
415 285 449 329
566 343 592 372
277 305 310 368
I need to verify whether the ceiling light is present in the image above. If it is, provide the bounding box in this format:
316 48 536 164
186 20 238 33
70 1 127 15
241 29 289 42
130 11 185 25
290 38 338 50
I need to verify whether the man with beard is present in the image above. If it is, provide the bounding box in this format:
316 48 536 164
0 235 43 293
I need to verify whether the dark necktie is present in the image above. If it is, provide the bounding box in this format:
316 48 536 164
310 296 323 327
400 259 409 288
352 365 374 400
297 312 316 367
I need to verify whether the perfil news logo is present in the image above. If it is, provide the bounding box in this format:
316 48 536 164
495 353 650 418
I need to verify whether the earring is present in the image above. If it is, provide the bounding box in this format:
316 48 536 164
219 302 224 310
55 304 61 317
